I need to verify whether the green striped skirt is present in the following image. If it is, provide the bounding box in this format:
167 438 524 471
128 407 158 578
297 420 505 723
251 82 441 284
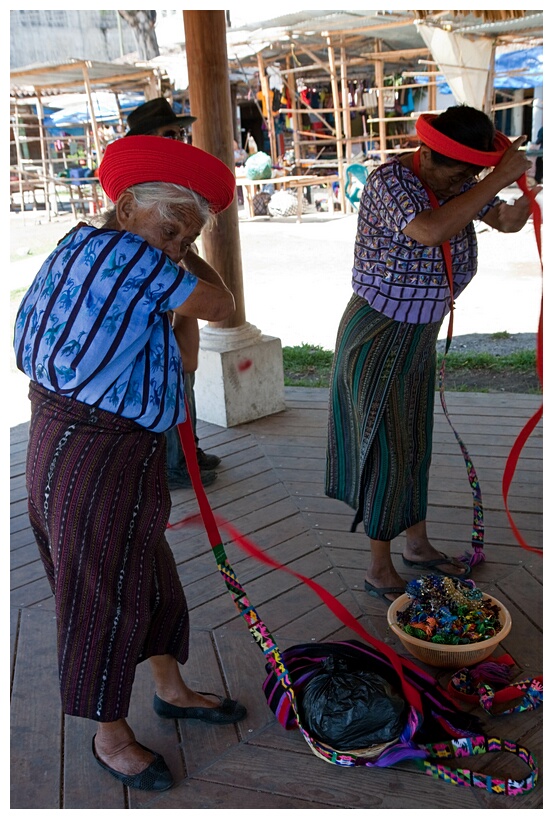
325 294 441 541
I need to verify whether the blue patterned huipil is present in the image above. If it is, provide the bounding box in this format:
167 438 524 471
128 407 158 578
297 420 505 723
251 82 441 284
14 223 198 432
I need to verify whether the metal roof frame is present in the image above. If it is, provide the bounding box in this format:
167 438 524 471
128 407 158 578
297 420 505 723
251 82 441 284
10 58 160 98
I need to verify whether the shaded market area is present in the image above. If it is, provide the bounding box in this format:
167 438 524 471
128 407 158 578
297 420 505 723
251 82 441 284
10 10 543 222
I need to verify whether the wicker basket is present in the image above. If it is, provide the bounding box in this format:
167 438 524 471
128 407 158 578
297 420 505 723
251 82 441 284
387 593 512 669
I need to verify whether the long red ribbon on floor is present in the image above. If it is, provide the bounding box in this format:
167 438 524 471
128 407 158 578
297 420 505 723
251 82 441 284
170 407 424 715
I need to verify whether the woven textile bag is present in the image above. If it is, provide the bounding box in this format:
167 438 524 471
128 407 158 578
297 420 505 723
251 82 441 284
261 639 538 793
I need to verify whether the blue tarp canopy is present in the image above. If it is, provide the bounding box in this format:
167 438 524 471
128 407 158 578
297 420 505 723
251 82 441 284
493 46 543 89
42 92 146 128
416 45 543 94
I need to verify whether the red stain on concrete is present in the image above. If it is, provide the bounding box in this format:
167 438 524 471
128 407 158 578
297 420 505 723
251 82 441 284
237 359 253 372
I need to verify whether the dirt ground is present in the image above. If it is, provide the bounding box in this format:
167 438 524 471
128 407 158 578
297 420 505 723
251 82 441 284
433 367 539 393
435 332 540 393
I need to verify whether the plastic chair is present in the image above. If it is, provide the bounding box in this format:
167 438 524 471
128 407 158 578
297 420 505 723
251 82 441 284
345 163 369 210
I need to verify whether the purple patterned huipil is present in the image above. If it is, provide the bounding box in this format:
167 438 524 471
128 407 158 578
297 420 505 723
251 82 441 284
352 159 498 324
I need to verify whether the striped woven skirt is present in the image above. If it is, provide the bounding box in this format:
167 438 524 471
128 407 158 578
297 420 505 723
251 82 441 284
325 294 441 541
26 382 190 722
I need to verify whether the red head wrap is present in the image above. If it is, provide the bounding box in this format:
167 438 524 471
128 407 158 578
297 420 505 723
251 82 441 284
415 113 512 168
98 135 235 213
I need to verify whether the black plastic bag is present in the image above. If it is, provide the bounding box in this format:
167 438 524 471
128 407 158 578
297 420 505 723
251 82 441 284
298 655 407 750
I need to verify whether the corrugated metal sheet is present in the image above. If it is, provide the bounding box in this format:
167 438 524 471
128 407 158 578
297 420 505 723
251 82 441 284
226 10 543 72
10 58 159 97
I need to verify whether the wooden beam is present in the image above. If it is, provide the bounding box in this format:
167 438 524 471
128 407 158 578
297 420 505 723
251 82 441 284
286 55 302 166
373 41 387 165
183 10 246 329
321 18 417 38
257 52 278 163
81 62 103 165
340 46 352 165
359 47 431 61
326 38 346 213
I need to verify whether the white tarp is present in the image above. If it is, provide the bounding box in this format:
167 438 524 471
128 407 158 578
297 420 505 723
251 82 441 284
416 23 493 110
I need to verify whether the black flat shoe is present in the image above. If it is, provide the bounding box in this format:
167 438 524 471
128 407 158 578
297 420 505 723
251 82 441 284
92 735 173 791
153 692 247 724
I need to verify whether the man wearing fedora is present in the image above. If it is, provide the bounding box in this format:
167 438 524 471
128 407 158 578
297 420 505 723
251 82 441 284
125 97 222 489
126 96 196 140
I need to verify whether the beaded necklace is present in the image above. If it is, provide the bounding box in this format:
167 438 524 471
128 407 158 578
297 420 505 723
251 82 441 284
396 575 502 645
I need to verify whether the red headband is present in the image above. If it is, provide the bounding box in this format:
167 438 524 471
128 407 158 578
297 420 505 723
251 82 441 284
416 113 512 167
99 135 235 213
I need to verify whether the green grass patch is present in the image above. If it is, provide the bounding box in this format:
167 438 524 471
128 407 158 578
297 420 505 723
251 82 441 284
282 344 334 387
282 344 537 390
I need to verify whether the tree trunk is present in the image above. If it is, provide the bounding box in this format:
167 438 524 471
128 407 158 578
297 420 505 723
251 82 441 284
118 10 159 60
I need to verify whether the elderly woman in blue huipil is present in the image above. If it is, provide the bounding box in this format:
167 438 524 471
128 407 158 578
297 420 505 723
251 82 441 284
14 136 246 792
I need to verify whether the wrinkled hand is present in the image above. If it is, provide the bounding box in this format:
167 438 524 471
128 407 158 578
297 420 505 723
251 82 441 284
492 136 532 187
494 193 536 232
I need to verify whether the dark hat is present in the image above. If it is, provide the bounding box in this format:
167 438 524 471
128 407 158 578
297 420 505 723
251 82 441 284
126 97 196 136
99 135 235 213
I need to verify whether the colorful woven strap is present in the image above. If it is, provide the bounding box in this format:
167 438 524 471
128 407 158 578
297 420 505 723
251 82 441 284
174 411 423 706
448 660 543 716
412 148 484 566
170 406 425 714
418 735 538 794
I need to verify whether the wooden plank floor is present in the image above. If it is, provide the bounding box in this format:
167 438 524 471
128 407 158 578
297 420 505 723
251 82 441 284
10 388 543 809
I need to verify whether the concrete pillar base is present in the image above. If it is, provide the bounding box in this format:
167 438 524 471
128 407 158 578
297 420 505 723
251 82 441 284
194 322 286 427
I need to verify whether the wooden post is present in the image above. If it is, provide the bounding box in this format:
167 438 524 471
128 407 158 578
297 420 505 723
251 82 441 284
286 56 302 168
340 46 352 165
81 63 103 165
34 91 52 220
374 41 387 164
484 43 496 115
428 69 437 112
11 101 25 212
183 9 246 328
326 38 346 213
257 53 278 163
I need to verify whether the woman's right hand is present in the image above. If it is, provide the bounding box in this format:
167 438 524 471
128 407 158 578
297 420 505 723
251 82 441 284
491 136 532 187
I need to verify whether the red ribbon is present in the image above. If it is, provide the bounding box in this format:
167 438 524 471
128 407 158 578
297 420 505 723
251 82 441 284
169 409 425 714
416 113 513 167
415 113 543 554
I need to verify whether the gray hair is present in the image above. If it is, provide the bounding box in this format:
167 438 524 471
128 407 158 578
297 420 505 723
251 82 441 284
99 181 215 231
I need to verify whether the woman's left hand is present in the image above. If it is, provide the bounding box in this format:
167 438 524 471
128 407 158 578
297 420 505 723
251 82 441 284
485 190 541 233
